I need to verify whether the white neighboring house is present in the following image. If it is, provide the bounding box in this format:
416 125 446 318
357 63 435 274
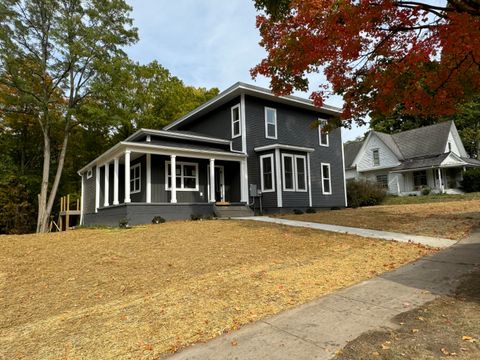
344 121 480 195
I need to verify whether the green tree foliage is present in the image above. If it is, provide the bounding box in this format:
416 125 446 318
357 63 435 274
461 168 480 193
0 3 219 234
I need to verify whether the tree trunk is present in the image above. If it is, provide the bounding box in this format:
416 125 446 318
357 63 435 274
36 130 51 233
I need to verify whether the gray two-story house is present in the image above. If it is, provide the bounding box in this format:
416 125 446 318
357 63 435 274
78 82 347 226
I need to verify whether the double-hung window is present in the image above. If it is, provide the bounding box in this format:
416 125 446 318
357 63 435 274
282 154 307 192
376 174 388 189
130 163 141 194
318 119 329 146
373 149 380 166
295 156 307 191
165 161 199 191
260 154 275 192
265 107 277 139
231 104 241 138
321 163 332 195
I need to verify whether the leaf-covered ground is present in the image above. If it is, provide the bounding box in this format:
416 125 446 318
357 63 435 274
336 270 480 359
279 199 480 240
0 221 434 359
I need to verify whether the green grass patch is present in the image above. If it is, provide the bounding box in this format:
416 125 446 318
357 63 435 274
382 192 480 205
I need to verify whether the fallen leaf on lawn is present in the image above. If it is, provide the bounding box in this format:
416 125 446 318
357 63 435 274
335 350 343 355
231 340 238 347
372 351 380 356
411 329 419 333
381 344 390 350
441 348 450 355
417 316 425 321
462 336 476 342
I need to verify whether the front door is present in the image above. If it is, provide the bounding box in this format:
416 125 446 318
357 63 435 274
214 166 225 202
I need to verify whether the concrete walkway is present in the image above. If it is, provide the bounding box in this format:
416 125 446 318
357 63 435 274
237 216 457 248
168 231 480 360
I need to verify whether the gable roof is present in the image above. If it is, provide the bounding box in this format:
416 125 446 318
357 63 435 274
390 121 453 159
164 82 342 131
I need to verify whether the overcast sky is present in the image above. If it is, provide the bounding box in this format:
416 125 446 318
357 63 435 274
125 0 366 142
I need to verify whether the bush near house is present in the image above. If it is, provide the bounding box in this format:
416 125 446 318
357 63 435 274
461 168 480 193
347 180 387 208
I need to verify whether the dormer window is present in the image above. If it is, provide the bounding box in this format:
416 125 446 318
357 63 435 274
373 149 380 166
231 104 241 138
318 119 329 146
265 107 277 139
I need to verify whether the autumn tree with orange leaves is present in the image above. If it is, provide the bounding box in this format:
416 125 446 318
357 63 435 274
252 0 480 125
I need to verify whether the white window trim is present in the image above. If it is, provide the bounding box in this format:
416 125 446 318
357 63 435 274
321 162 332 195
165 161 199 192
260 153 275 193
264 107 278 139
281 154 295 192
86 168 93 179
294 155 307 192
318 119 329 147
130 163 141 194
231 104 241 139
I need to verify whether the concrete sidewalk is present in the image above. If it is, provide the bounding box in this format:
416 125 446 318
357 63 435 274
167 231 480 360
237 216 457 248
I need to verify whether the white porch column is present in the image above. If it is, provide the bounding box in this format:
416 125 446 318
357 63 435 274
209 158 216 203
113 157 119 205
124 150 131 203
146 153 152 203
240 159 248 203
437 168 444 192
170 155 177 203
95 165 100 212
103 163 110 207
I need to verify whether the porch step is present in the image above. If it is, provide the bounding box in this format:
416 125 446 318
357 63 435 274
214 205 254 218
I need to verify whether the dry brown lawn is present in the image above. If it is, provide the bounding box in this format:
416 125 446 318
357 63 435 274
279 200 480 240
0 220 435 359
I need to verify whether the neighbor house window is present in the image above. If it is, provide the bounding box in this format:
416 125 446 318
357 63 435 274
86 169 93 179
413 170 427 188
282 154 307 192
165 161 199 191
265 107 277 139
282 154 295 191
231 104 241 138
130 163 141 194
295 155 307 191
376 174 388 189
260 154 275 192
321 163 332 195
318 119 329 146
373 149 380 166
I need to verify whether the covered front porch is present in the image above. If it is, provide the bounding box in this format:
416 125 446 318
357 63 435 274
388 166 466 195
80 140 248 225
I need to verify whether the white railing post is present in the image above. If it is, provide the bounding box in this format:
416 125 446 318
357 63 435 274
104 163 110 207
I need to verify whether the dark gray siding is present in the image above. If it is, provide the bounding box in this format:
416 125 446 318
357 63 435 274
245 95 346 209
151 155 209 203
177 97 243 151
83 167 96 214
130 155 146 203
84 204 215 226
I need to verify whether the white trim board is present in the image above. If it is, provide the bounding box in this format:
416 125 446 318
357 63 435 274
254 144 315 153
